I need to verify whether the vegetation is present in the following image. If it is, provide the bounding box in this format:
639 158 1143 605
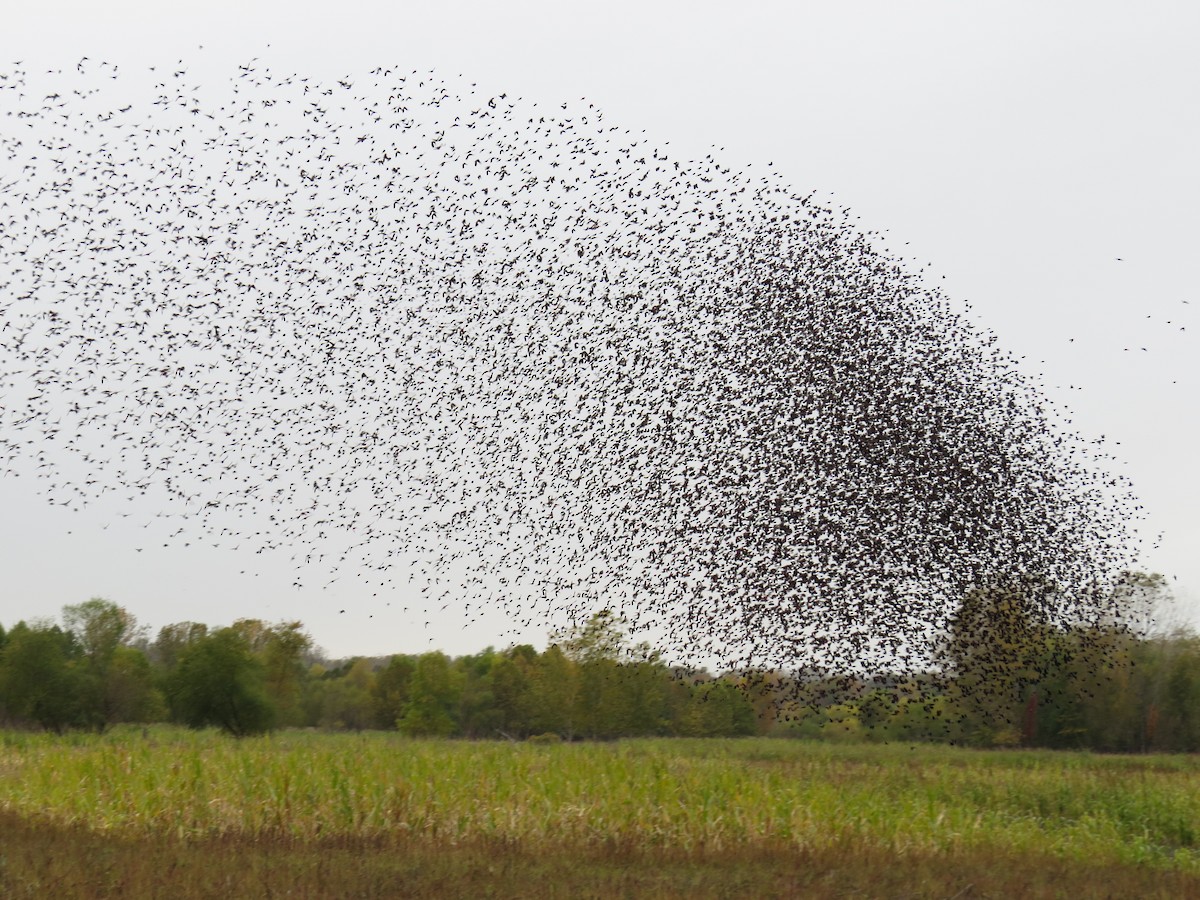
2 582 1198 751
1 729 1198 897
3 585 1200 894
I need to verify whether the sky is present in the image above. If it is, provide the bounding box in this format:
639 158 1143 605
1 0 1197 660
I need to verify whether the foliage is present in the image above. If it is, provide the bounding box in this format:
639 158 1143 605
164 628 273 736
677 680 757 737
255 621 313 727
3 576 1200 750
100 645 166 725
62 598 140 668
150 621 208 670
60 599 159 730
0 622 88 732
554 609 632 664
399 652 463 736
312 657 375 730
370 654 415 729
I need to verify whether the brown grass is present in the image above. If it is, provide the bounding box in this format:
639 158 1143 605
3 808 1199 899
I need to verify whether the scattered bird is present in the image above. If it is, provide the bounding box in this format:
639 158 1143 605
0 57 1151 705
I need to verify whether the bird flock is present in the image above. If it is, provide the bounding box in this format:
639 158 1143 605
0 58 1144 679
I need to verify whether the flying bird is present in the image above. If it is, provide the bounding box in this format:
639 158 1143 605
0 57 1145 709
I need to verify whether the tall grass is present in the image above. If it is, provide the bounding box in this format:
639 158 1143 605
2 727 1198 875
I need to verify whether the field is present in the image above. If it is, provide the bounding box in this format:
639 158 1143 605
1 729 1199 898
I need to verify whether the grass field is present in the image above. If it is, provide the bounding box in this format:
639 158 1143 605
1 728 1198 898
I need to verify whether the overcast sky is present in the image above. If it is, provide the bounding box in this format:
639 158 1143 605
2 1 1197 660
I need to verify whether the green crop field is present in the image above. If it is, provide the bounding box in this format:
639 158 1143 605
1 728 1198 898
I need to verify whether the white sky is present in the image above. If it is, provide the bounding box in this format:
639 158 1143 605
1 0 1197 660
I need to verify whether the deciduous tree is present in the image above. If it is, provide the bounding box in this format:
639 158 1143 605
0 622 88 732
165 628 273 736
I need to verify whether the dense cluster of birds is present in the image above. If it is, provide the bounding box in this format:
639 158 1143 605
0 58 1144 685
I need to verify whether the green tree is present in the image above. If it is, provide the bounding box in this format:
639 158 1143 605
62 598 139 670
557 609 671 738
102 645 167 724
370 655 416 729
526 644 578 738
0 621 88 732
555 609 630 665
151 622 209 671
1077 629 1142 751
165 628 274 736
315 657 375 730
939 583 1052 744
679 680 757 737
856 687 898 738
574 656 625 738
1160 633 1200 751
488 648 535 738
399 652 462 736
617 660 674 736
457 649 503 738
258 621 313 727
62 599 149 729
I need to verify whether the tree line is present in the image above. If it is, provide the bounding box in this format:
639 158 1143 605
1 581 1197 751
0 605 757 739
